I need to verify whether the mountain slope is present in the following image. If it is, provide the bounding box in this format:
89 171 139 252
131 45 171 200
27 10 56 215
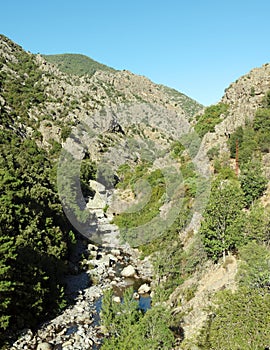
42 53 203 119
43 53 116 76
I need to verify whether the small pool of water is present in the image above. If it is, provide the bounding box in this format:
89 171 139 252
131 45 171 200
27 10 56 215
139 294 151 312
66 324 78 335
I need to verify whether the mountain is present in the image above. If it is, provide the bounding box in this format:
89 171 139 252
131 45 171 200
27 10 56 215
1 33 270 350
43 53 203 118
42 53 116 76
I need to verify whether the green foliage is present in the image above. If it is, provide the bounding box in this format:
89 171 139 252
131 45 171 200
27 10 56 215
140 205 195 301
262 89 270 108
228 90 270 162
227 126 244 158
48 139 62 156
239 160 267 207
198 287 270 349
137 304 174 350
237 241 270 290
195 103 229 138
100 288 174 350
60 125 72 141
244 202 270 244
254 107 270 153
206 146 219 160
97 163 117 189
0 236 16 331
0 49 45 125
80 159 97 197
200 178 245 261
101 288 140 335
57 150 93 225
0 129 72 341
170 141 185 159
43 53 116 77
238 127 258 163
179 131 201 158
114 169 165 229
181 234 208 277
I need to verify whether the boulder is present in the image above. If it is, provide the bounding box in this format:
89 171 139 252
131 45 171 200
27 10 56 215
120 265 136 278
111 248 121 256
112 296 121 303
133 292 140 300
138 283 151 294
37 343 53 350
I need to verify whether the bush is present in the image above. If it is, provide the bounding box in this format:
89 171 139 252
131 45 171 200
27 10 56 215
240 160 267 207
198 287 270 349
195 103 229 138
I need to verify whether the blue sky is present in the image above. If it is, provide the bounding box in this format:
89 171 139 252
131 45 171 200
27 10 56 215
1 0 270 105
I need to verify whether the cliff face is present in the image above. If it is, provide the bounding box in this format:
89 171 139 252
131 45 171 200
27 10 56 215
195 63 270 158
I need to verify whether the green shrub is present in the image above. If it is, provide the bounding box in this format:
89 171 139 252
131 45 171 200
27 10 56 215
195 103 229 138
198 287 270 349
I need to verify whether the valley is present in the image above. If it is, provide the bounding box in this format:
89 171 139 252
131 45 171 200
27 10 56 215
1 34 270 349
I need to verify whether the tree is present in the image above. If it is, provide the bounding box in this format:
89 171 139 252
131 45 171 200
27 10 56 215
138 304 174 349
200 179 245 261
244 202 270 243
237 241 270 290
100 289 174 350
198 287 270 349
240 160 267 207
0 235 16 331
101 288 141 337
227 126 244 158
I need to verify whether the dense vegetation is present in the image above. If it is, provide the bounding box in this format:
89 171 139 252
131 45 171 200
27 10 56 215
114 163 166 230
198 242 270 349
194 103 229 137
0 123 73 342
43 53 116 77
0 42 75 347
100 288 174 350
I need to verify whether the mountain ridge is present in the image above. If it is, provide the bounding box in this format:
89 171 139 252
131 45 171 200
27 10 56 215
42 53 116 76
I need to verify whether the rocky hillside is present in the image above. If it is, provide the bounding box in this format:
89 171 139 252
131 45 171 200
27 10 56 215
199 63 270 153
0 33 202 149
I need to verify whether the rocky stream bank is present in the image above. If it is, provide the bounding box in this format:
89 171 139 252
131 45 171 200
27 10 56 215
10 237 153 350
10 179 154 350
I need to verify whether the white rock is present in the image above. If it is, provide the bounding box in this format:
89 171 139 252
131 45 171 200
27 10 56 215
120 265 136 277
89 180 106 194
99 254 111 267
113 296 121 303
138 283 151 294
133 292 140 300
111 248 121 256
37 343 53 350
88 243 98 251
